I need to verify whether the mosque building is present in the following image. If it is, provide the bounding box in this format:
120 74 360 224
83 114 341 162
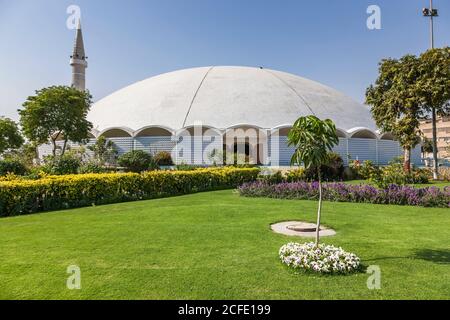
39 22 422 167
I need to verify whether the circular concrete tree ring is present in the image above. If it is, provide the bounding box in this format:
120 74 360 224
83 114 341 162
271 221 336 238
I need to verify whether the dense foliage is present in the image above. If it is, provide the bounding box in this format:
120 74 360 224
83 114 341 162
0 117 24 154
0 160 28 176
117 150 158 173
153 151 174 166
366 55 422 171
371 163 429 189
366 47 450 177
0 167 260 216
238 181 450 208
304 152 344 181
41 153 82 175
78 160 108 174
19 86 93 156
350 160 429 188
416 47 450 179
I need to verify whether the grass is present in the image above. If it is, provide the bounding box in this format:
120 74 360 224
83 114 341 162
0 190 449 300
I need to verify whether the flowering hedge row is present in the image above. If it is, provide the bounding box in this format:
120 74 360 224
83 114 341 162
0 168 260 217
238 181 450 208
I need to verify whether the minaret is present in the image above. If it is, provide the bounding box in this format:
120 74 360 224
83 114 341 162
70 19 88 91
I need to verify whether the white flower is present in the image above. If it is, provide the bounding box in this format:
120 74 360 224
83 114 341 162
279 242 361 274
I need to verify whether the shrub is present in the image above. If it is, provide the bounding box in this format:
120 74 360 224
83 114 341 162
78 161 107 174
0 159 28 176
359 161 380 180
87 136 118 165
284 168 306 182
304 152 344 181
258 168 306 184
175 163 203 171
41 153 81 175
118 150 158 173
258 170 284 184
370 163 429 188
238 181 450 208
0 167 260 216
153 151 173 166
279 242 361 274
439 167 450 181
0 173 21 182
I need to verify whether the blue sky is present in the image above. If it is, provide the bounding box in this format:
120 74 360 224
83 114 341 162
0 0 449 120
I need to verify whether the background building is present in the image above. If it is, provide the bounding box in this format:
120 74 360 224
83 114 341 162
38 23 422 167
420 117 450 160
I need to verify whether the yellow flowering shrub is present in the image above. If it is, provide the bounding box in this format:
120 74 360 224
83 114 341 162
0 167 260 217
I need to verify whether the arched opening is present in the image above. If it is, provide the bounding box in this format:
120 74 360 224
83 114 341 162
224 125 267 165
270 125 292 137
336 129 347 138
380 132 396 141
135 126 172 137
134 126 176 158
350 129 377 140
98 128 133 156
100 128 133 138
182 125 222 137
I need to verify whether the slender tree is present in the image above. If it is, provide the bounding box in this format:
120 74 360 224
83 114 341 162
366 55 423 172
421 137 434 159
19 86 93 156
288 116 339 247
416 47 450 179
0 117 24 155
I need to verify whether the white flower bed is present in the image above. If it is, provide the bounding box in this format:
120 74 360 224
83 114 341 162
279 242 361 274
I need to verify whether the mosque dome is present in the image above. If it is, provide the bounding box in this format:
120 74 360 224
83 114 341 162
88 66 376 135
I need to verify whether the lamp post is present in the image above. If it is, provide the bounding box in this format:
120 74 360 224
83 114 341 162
423 0 439 49
422 0 440 179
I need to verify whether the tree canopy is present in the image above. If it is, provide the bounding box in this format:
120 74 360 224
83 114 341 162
19 86 93 156
288 115 339 169
416 47 450 117
366 55 423 171
0 117 24 155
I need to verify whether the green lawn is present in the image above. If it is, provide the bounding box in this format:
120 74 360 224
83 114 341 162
0 190 449 300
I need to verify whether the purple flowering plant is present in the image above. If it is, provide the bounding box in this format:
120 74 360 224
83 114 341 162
238 181 450 208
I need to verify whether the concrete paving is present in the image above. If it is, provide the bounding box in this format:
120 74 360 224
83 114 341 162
271 221 336 238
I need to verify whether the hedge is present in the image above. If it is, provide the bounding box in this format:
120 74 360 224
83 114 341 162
0 167 260 217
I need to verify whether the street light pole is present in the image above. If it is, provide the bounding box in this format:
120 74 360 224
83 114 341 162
430 0 435 49
422 0 440 179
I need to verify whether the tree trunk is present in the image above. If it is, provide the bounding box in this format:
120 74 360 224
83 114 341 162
62 139 68 156
51 139 57 157
315 168 322 248
431 107 439 180
404 147 411 173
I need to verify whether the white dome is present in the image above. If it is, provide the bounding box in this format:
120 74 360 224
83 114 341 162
88 66 375 133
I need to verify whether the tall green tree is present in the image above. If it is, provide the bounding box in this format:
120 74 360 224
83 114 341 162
19 86 93 156
0 117 24 155
366 55 423 172
416 47 450 179
288 116 339 247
